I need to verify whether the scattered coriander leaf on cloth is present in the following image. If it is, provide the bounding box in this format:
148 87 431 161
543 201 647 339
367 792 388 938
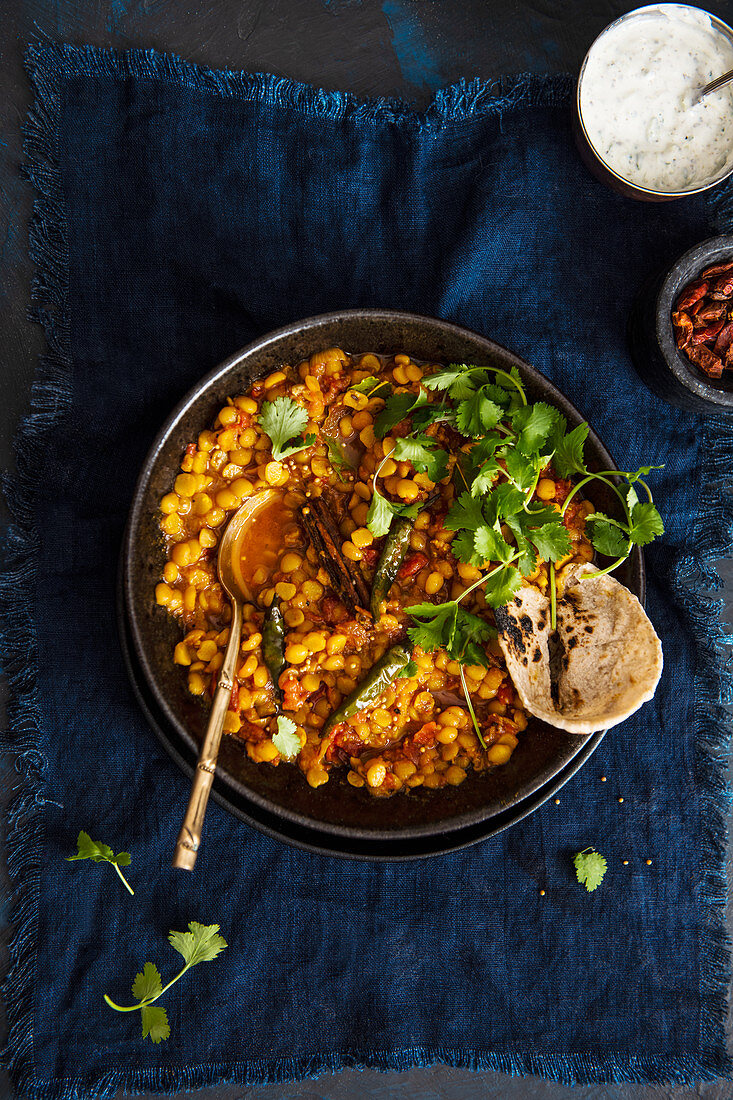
66 830 134 895
169 921 228 966
573 848 607 892
258 396 315 460
104 922 228 1044
272 715 301 760
132 962 163 1003
141 1005 170 1044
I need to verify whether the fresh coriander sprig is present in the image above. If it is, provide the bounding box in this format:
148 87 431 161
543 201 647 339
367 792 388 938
67 831 134 896
104 921 227 1044
361 360 664 667
258 396 316 461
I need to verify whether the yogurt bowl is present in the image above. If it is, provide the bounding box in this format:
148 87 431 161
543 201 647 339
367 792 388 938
575 4 733 200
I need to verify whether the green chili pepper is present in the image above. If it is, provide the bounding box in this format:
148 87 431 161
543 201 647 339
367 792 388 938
324 643 413 736
370 517 412 619
262 598 286 702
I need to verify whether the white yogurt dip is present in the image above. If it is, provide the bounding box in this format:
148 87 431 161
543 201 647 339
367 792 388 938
579 4 733 193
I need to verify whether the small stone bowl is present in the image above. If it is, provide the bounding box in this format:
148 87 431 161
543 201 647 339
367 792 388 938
627 235 733 414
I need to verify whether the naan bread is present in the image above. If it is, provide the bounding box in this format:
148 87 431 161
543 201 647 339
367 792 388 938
494 565 663 735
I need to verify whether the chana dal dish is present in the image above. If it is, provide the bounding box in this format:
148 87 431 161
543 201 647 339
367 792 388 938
155 348 665 797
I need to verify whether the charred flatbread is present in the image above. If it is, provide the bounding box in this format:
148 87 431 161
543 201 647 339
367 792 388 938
494 564 663 734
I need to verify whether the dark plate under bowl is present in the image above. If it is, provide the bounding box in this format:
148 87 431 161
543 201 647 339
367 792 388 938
628 235 733 414
122 310 643 855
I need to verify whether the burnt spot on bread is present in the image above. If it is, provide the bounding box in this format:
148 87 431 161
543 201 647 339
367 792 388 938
495 605 530 655
567 635 578 649
548 630 565 707
584 624 594 633
532 648 542 662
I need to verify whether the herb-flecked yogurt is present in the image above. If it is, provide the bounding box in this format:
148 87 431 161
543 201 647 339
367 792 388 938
579 4 733 193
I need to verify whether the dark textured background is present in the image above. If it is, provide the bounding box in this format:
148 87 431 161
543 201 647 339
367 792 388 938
1 3 732 1098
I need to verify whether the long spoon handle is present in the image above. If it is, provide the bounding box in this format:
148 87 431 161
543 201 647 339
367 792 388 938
172 599 243 870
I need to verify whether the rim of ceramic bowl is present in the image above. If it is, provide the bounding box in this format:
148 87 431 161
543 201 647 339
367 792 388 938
122 309 644 845
656 234 733 405
576 3 733 200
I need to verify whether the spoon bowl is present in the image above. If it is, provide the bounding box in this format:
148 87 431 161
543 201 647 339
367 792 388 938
171 489 277 870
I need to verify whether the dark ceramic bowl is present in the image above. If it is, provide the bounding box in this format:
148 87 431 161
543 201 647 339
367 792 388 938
122 310 643 856
628 235 733 414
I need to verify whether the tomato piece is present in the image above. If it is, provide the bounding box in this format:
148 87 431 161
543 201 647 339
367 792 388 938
398 552 428 579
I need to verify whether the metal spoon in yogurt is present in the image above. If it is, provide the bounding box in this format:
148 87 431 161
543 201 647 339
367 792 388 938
693 66 733 105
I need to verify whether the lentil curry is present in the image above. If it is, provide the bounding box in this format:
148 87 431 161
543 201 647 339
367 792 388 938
155 348 599 797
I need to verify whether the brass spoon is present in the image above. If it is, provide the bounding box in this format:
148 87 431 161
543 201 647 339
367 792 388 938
172 490 276 870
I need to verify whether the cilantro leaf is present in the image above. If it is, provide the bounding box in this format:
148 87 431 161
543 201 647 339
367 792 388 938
395 659 419 678
451 529 483 566
169 922 228 968
405 602 494 665
456 386 504 437
511 402 558 455
506 526 537 575
628 502 664 546
474 524 515 564
321 434 354 477
471 460 502 496
626 464 664 482
422 364 475 393
104 923 227 1044
374 393 416 438
483 482 525 524
586 513 631 558
481 565 522 608
132 962 163 1003
501 446 538 492
573 848 607 892
444 492 485 533
258 397 314 461
527 521 572 563
67 831 134 895
553 423 589 477
350 375 392 397
406 602 457 653
391 436 449 483
141 1005 170 1044
366 491 398 537
272 715 301 761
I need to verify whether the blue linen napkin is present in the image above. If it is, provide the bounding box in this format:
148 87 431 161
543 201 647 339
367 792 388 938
2 42 732 1096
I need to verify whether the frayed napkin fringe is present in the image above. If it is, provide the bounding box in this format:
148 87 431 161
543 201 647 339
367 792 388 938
1 41 731 1097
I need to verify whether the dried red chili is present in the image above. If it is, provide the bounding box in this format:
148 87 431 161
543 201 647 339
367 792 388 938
673 261 733 378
